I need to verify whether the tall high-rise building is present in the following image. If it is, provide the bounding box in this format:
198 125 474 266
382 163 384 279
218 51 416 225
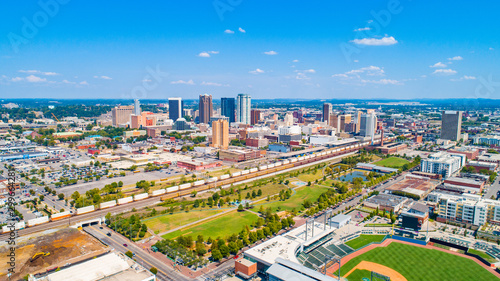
323 103 332 123
134 99 141 116
199 94 213 124
236 93 251 124
211 119 229 149
168 97 183 121
251 109 261 125
354 111 362 133
360 112 377 141
284 113 294 126
221 97 236 123
111 105 134 127
329 114 340 131
441 110 463 141
339 114 352 132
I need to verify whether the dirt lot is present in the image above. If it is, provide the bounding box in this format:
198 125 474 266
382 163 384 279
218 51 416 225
0 228 108 280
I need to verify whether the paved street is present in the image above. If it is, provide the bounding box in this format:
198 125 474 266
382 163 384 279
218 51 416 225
484 177 500 199
84 225 190 281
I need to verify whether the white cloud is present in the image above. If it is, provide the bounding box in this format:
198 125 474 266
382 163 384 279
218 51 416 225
201 81 229 87
238 27 246 33
489 47 494 51
142 78 152 82
170 79 195 85
345 65 385 76
354 27 371 32
354 60 359 63
430 62 447 68
292 59 299 63
350 36 397 46
93 75 112 80
447 56 463 61
304 69 316 73
25 75 47 83
362 79 402 85
62 79 75 84
11 77 23 82
264 51 278 55
432 69 457 75
19 70 59 76
450 75 476 81
198 51 218 57
224 29 234 34
249 68 264 74
79 81 89 85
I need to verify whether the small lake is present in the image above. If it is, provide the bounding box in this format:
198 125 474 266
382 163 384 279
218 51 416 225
337 170 370 182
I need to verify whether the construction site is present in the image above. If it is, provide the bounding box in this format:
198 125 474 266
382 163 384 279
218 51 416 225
0 228 108 280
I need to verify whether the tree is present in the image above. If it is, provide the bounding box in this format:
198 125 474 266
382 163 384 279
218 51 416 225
125 251 133 258
58 193 65 200
238 204 244 212
150 267 158 275
211 249 222 261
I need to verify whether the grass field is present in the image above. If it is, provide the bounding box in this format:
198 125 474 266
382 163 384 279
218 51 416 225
297 170 324 182
345 235 386 249
253 185 329 212
142 209 223 233
162 210 258 240
374 157 409 169
468 248 498 263
341 242 498 281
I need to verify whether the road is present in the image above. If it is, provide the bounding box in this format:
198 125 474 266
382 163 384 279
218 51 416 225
484 177 500 199
84 225 189 281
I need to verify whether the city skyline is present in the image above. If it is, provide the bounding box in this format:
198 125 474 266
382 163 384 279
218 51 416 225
0 1 498 100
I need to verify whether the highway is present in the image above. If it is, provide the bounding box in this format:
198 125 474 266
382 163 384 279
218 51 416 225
84 225 189 281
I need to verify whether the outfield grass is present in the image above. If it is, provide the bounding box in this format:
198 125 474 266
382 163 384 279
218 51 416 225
374 157 409 168
468 248 498 263
253 185 329 212
142 209 223 233
162 210 258 240
341 242 498 281
346 269 372 281
345 235 386 249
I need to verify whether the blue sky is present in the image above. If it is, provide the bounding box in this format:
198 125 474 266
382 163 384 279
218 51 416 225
0 0 498 100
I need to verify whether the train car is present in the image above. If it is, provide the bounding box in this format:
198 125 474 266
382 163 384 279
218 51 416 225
298 156 305 161
259 165 268 171
152 189 166 196
326 150 332 154
100 200 117 209
207 177 217 183
134 193 149 201
117 196 133 205
249 168 258 173
231 171 242 177
193 180 205 186
27 216 49 227
304 156 310 160
241 170 250 175
179 183 192 190
290 158 298 163
166 186 179 193
133 170 140 174
275 162 282 166
268 163 275 169
76 206 95 215
160 178 168 181
2 221 26 233
51 211 72 221
220 174 230 180
282 160 290 165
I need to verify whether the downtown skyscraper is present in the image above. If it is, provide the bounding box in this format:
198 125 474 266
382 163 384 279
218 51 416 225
168 97 183 121
236 93 251 124
199 94 213 124
221 97 236 123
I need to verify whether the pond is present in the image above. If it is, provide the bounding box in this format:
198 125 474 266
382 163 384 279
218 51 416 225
337 170 372 182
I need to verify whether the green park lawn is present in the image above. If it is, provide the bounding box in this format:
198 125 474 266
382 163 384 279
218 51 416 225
253 185 329 212
341 242 498 281
468 248 498 263
344 235 386 249
162 210 259 240
143 209 223 233
297 169 324 183
374 157 409 168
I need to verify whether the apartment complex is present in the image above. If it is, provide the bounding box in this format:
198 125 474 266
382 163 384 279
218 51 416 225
473 135 500 146
429 192 500 226
441 110 462 141
420 152 465 178
211 119 229 149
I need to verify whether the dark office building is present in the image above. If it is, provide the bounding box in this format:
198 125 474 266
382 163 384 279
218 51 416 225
199 94 213 124
168 97 183 121
221 97 236 123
